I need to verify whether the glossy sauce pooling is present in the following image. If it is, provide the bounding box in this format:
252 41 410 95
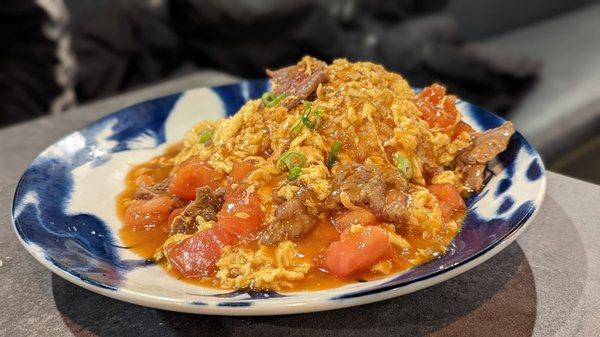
117 145 464 292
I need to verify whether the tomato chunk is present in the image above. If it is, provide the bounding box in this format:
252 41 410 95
452 121 474 139
325 226 392 278
124 195 172 230
218 183 264 240
168 156 223 200
415 84 458 128
229 161 255 184
333 209 378 233
165 227 234 278
427 183 466 221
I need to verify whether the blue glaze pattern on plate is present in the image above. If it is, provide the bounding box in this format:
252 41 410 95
12 79 546 315
12 94 181 288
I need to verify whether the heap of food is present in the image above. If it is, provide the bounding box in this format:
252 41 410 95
118 57 515 291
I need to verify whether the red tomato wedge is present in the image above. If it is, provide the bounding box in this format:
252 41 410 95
427 183 466 221
124 195 172 230
415 84 458 128
333 209 378 233
165 227 234 278
218 183 264 240
229 161 255 184
168 156 223 200
325 226 393 278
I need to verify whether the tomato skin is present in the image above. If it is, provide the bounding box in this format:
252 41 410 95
229 161 255 184
167 207 185 226
452 121 474 139
325 226 393 278
168 156 223 200
218 184 264 240
333 209 378 233
124 195 172 230
427 183 466 221
165 227 234 278
416 84 458 128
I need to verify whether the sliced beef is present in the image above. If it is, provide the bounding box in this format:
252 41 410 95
331 164 409 225
170 186 224 235
258 197 318 245
461 164 487 193
455 122 515 193
458 122 515 164
133 177 170 200
266 57 327 109
133 187 157 201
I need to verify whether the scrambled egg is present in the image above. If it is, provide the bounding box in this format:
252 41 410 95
167 58 470 289
215 241 311 290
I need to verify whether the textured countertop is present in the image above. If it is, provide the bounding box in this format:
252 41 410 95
1 78 599 337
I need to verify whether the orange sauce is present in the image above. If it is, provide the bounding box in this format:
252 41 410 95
117 146 463 292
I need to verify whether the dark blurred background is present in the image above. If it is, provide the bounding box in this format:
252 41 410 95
1 0 599 183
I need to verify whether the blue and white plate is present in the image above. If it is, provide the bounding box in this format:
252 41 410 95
12 80 546 315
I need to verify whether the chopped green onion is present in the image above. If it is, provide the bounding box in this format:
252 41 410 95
327 140 342 169
199 128 214 144
278 151 305 180
261 91 286 108
290 101 324 137
261 92 274 104
290 120 304 137
394 154 413 179
287 166 302 180
277 151 305 172
302 107 323 129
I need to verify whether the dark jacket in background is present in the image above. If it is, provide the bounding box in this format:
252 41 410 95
0 0 75 126
1 0 539 128
168 0 537 113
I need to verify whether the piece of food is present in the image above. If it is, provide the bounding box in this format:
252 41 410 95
427 184 466 221
168 156 223 200
118 57 516 291
124 195 172 230
324 225 393 278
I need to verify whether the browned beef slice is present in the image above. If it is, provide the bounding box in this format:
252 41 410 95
170 186 223 235
382 189 409 224
259 198 318 245
456 122 515 192
266 57 327 109
133 177 170 200
133 187 157 200
458 122 515 164
331 164 409 224
462 164 487 193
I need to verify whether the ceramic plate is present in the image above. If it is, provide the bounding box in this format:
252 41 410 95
12 80 546 315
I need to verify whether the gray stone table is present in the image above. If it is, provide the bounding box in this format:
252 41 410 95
1 76 599 337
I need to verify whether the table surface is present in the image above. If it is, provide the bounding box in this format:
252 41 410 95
1 78 599 337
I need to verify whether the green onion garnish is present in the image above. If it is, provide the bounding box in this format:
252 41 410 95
199 128 214 144
302 107 323 129
290 101 324 137
261 91 286 108
327 140 342 169
290 120 304 137
278 151 305 180
277 151 305 172
394 154 413 179
287 166 302 180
